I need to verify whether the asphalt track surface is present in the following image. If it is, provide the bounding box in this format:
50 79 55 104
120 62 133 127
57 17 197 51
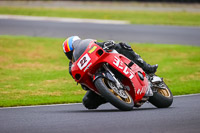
0 94 200 133
0 19 200 46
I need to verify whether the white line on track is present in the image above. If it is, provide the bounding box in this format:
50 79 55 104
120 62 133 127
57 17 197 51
0 15 129 25
0 94 200 110
174 93 200 98
0 103 82 110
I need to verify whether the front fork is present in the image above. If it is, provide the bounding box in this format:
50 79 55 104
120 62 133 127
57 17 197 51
103 63 123 89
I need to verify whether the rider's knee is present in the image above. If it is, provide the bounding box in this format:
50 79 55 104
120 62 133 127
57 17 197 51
82 95 98 109
82 91 107 109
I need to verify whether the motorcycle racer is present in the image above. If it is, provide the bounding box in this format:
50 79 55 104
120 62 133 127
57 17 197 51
63 36 158 109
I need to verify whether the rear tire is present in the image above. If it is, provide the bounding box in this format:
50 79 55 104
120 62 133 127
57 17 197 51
94 78 134 111
148 82 173 108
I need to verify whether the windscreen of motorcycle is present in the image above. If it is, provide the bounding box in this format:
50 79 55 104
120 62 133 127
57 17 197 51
73 39 94 61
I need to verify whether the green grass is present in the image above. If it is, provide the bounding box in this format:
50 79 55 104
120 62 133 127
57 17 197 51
0 7 200 26
0 36 200 107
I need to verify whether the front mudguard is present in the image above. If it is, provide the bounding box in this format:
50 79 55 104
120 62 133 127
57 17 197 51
93 71 115 83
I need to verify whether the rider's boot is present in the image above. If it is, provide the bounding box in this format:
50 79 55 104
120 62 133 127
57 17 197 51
136 59 158 74
118 42 158 74
131 52 158 74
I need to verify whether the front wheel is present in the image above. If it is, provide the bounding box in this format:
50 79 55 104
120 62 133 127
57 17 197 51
94 78 134 111
148 81 173 108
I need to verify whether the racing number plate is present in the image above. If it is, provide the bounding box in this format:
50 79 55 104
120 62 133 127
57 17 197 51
77 53 91 70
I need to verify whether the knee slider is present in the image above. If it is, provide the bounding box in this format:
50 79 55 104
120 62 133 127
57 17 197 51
82 93 99 109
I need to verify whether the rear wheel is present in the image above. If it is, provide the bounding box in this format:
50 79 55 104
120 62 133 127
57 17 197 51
94 78 134 111
148 82 173 108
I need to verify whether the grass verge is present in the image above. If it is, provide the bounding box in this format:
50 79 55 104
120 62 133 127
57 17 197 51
0 36 200 107
0 7 200 26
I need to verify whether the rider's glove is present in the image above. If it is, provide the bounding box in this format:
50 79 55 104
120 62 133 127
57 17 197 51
103 40 115 51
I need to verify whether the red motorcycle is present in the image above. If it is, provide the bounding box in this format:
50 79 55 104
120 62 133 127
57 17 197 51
71 41 173 111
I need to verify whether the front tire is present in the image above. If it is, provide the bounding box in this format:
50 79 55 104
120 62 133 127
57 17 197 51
148 82 173 108
94 78 134 111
